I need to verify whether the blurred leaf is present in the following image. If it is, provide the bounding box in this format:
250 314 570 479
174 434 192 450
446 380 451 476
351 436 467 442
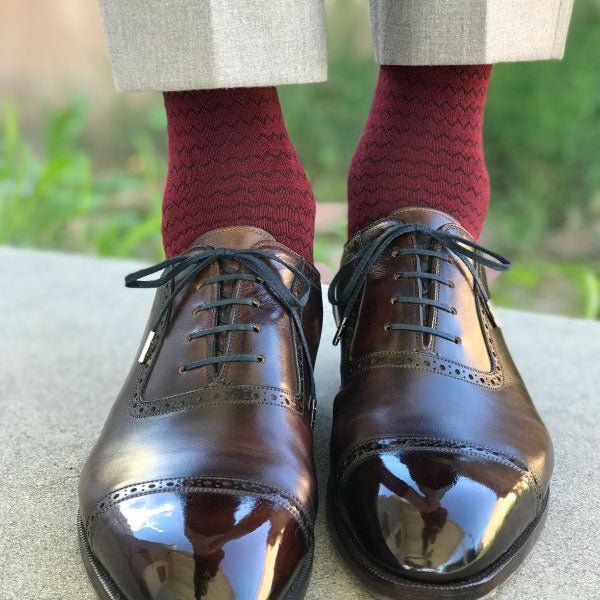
46 99 87 157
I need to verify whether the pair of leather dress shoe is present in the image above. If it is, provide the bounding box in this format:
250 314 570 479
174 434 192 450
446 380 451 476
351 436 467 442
79 207 553 600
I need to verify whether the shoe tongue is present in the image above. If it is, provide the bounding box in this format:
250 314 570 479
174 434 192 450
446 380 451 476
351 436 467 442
388 206 466 233
345 207 471 259
187 226 276 252
414 231 433 297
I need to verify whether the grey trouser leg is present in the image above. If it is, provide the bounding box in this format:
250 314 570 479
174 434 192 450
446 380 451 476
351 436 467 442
98 0 574 92
369 0 575 65
97 0 327 91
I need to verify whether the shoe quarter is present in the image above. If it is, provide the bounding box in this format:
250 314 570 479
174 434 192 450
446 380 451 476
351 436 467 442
428 239 493 372
347 232 423 359
144 263 220 399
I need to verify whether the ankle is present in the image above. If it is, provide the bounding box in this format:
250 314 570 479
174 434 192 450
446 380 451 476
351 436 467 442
161 87 315 261
348 65 492 239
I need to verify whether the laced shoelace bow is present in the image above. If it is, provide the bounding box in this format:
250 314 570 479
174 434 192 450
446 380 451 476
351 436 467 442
329 223 510 345
125 247 317 405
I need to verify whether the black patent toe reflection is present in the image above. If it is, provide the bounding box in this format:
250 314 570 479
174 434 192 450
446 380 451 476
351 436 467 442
340 451 537 581
93 491 306 599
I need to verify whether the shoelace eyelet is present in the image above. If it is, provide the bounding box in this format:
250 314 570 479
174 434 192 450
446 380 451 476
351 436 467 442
391 249 399 258
328 223 510 350
383 323 391 332
251 299 261 308
257 355 266 363
178 365 186 374
450 307 458 315
252 324 261 333
390 297 397 304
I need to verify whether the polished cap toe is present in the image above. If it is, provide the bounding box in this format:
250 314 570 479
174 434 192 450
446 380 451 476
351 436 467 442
91 490 308 599
337 449 539 582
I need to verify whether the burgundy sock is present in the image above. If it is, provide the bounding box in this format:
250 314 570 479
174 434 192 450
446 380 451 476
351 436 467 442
162 88 315 261
348 65 492 239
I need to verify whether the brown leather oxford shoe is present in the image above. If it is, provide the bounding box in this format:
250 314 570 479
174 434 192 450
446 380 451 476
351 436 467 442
328 207 553 600
78 226 322 600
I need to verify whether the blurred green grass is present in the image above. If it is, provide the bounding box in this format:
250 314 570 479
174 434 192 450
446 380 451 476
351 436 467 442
1 0 599 318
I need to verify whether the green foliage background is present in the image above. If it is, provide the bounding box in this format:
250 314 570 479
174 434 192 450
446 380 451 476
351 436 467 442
1 0 599 318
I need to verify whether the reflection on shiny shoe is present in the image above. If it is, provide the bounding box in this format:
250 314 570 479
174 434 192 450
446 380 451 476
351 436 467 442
336 451 539 582
83 490 309 599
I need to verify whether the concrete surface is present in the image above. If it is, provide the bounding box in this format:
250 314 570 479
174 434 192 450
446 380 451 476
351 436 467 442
1 246 599 600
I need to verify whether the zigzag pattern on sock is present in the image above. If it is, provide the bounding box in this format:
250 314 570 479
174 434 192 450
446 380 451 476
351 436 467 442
348 65 492 238
162 87 315 261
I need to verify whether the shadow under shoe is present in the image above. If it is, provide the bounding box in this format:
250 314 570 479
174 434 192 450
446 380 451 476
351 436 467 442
90 490 308 600
336 450 539 583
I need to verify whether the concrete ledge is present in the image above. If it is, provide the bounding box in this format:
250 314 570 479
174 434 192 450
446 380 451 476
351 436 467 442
1 247 598 599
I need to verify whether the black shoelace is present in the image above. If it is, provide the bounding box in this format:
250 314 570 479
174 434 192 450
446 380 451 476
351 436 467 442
125 247 316 402
329 223 510 345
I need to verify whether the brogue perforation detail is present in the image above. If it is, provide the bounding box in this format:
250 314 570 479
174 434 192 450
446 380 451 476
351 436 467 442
86 476 315 547
336 436 541 507
129 384 305 417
